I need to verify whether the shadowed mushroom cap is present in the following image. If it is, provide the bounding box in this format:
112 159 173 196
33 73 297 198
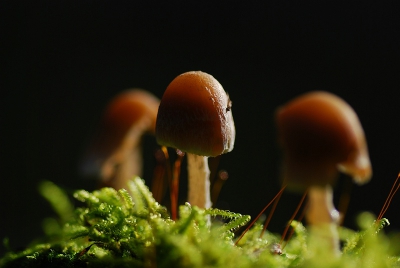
81 89 160 179
156 71 235 157
276 91 372 190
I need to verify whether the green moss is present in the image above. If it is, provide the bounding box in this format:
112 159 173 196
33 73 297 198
1 177 399 267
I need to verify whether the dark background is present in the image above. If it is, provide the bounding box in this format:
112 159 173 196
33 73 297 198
1 1 400 255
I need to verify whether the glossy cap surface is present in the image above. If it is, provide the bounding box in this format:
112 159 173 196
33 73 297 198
156 71 235 157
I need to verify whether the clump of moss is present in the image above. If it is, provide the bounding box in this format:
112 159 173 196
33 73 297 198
1 178 399 267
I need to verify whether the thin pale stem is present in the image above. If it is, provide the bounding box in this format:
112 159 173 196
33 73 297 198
100 143 142 190
306 185 340 256
186 153 211 209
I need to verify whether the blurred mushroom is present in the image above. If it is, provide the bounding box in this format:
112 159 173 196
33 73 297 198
275 91 372 254
156 71 235 209
80 89 160 190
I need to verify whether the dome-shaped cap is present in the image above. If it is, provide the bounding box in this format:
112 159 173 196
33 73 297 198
92 89 159 157
81 89 160 178
276 91 372 189
156 71 235 157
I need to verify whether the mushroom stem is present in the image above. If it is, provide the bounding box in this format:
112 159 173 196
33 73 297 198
306 185 340 256
186 153 212 209
100 142 143 190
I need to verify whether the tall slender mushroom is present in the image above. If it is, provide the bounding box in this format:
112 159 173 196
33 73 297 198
80 89 160 190
156 71 235 209
275 91 372 255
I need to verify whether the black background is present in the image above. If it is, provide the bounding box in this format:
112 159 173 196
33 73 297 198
1 1 400 255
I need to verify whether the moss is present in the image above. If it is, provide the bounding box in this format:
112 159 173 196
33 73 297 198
1 177 399 267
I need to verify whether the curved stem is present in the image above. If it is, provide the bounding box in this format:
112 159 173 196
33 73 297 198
101 143 143 190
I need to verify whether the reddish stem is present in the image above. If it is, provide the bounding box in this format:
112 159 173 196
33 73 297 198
260 189 283 238
377 173 400 223
281 189 308 248
235 185 287 246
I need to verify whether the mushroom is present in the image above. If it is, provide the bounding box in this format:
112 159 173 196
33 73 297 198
156 71 235 209
80 89 160 190
275 91 372 254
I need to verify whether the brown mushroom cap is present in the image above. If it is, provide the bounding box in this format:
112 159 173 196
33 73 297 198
276 91 371 190
81 89 160 179
156 71 235 157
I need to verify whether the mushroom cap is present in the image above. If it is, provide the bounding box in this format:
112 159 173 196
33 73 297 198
156 71 235 157
81 89 160 179
101 89 160 137
276 91 371 190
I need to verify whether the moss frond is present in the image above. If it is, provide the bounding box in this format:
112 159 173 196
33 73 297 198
1 178 400 268
205 208 251 233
